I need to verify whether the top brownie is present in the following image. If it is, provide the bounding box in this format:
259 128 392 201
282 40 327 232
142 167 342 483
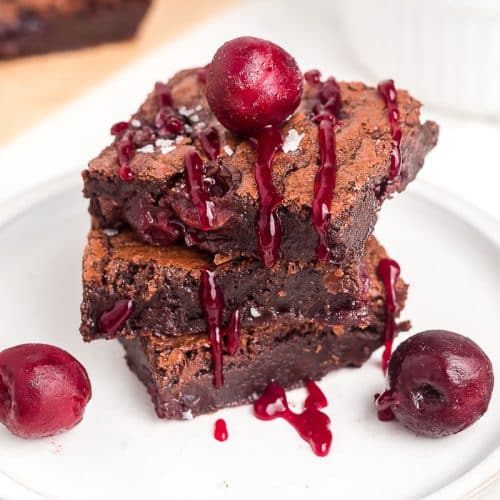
83 68 438 264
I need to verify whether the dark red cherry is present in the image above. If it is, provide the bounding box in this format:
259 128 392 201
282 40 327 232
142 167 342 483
206 37 303 134
123 198 183 246
171 197 231 231
0 344 91 438
155 111 184 136
110 121 129 136
375 330 494 437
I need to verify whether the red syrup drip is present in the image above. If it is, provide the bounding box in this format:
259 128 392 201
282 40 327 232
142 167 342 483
200 126 220 161
377 258 401 373
117 130 135 181
154 81 184 136
184 150 216 230
199 270 241 388
154 81 172 107
200 270 224 388
306 70 342 262
98 299 134 335
374 391 397 421
253 380 332 457
224 310 241 356
377 79 402 179
214 418 228 441
252 126 284 268
312 114 337 263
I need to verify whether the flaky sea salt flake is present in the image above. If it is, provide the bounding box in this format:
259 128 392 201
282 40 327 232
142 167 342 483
178 106 194 117
250 307 261 318
282 128 304 153
181 409 193 420
137 144 154 154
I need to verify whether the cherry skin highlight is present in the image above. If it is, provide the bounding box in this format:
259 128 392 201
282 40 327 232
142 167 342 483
375 330 494 437
0 344 91 439
206 36 303 134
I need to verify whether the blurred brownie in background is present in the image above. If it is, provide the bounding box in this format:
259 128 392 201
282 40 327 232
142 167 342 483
0 0 152 59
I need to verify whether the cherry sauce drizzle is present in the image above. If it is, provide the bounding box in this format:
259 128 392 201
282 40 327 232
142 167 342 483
253 126 284 268
377 258 401 373
116 130 135 181
200 270 224 388
110 121 129 136
253 380 332 457
214 418 228 441
98 299 134 335
200 126 220 161
199 270 241 388
111 81 180 182
224 310 241 356
154 82 184 136
184 150 217 230
312 114 337 262
377 79 402 179
306 70 342 263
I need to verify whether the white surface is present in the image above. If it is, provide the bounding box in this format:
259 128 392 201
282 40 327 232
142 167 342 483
0 1 499 497
0 176 498 500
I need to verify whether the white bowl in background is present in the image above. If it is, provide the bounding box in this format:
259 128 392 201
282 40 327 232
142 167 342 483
335 0 500 119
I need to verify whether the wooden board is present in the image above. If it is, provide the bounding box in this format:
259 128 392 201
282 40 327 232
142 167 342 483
0 0 234 145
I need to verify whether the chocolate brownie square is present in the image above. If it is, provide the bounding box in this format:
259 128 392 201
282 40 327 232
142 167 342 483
120 310 409 420
80 230 406 341
83 69 438 264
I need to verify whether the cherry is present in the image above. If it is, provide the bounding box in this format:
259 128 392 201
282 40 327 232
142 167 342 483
110 121 129 136
0 344 91 439
155 111 184 136
123 198 183 246
98 299 134 335
206 36 303 134
375 330 494 437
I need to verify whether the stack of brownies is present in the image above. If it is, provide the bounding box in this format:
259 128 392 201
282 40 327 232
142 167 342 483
80 67 438 419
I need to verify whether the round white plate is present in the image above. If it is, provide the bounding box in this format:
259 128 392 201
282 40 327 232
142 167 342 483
0 175 498 500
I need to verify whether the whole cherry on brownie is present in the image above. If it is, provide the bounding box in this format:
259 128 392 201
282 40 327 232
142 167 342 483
0 344 91 439
375 330 494 437
206 36 303 134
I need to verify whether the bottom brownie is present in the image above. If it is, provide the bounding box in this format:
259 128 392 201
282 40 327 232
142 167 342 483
120 314 409 420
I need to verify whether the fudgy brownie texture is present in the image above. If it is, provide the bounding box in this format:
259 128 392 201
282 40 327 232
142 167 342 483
83 68 439 264
120 313 410 419
81 229 407 341
0 0 151 58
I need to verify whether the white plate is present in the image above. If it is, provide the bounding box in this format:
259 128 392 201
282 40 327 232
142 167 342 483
0 175 498 500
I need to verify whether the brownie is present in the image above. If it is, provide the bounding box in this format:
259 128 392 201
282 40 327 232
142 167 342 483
83 68 439 264
120 311 410 420
80 229 407 341
0 0 151 59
